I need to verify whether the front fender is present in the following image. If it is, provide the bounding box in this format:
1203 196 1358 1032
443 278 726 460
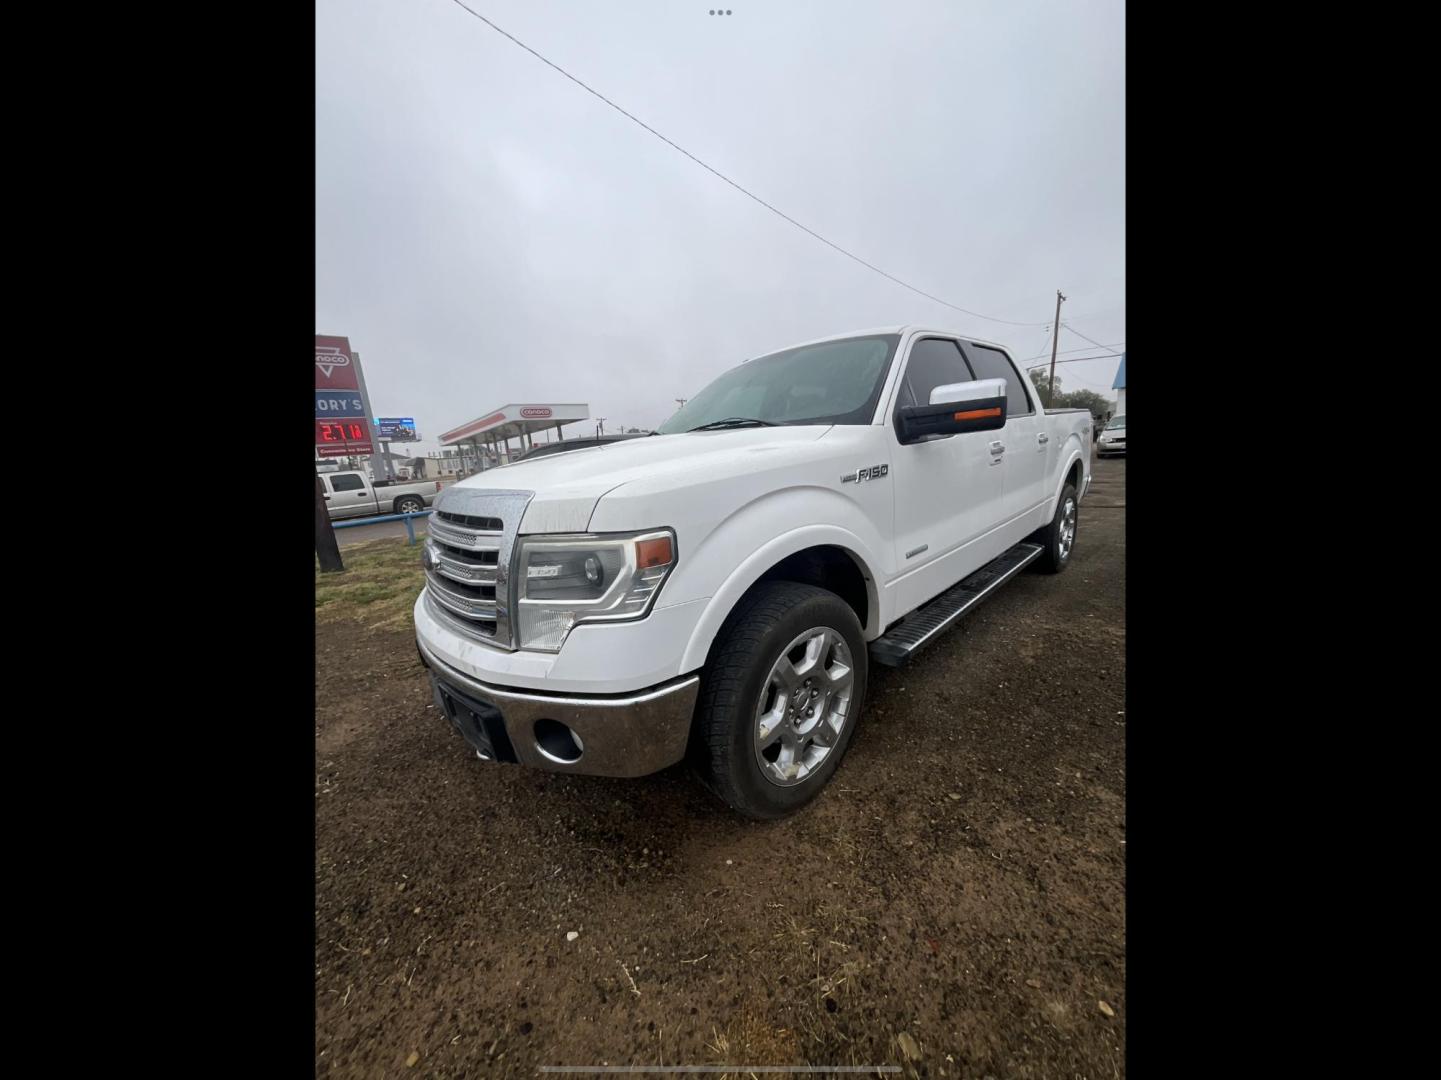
671 489 887 674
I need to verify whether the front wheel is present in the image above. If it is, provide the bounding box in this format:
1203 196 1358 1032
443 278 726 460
1033 482 1078 573
693 582 868 820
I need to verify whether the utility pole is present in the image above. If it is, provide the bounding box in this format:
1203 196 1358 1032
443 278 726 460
351 351 388 483
1047 290 1067 406
675 398 688 408
315 467 344 573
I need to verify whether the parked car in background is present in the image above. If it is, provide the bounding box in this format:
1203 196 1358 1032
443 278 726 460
321 470 443 520
514 433 649 462
1096 414 1126 457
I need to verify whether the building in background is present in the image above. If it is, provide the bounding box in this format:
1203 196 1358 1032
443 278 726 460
375 448 422 479
314 449 424 479
423 449 463 477
423 446 496 476
1112 353 1126 414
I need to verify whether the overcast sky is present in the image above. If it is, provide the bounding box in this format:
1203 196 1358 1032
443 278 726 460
317 0 1124 454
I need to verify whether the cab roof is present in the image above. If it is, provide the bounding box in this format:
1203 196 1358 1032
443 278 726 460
760 326 1014 357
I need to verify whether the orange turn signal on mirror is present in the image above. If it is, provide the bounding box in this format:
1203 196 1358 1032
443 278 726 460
953 407 1002 421
635 536 674 569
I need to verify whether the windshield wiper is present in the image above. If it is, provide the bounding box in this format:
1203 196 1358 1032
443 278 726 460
686 417 778 432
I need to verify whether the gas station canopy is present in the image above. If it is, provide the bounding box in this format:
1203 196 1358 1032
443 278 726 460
439 404 592 473
440 403 591 446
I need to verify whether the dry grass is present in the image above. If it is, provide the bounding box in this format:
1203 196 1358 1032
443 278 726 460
315 538 426 630
703 1012 798 1073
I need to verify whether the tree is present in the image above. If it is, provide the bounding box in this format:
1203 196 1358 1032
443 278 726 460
315 468 344 573
1061 389 1112 424
1028 368 1059 409
1026 368 1110 421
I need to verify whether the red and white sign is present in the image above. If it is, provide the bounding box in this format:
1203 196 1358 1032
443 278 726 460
315 335 360 390
316 335 373 455
440 403 590 444
441 411 507 443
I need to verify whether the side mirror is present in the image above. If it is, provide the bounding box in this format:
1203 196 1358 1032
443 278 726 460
895 378 1007 444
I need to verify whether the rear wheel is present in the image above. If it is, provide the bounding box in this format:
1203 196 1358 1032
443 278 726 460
693 582 867 819
396 496 424 514
1034 482 1078 574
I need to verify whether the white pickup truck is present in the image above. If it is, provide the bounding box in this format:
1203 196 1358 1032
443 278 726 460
414 327 1091 818
321 470 444 520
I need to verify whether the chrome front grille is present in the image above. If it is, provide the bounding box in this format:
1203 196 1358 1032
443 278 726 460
429 546 498 587
428 513 502 552
421 488 533 649
425 572 498 620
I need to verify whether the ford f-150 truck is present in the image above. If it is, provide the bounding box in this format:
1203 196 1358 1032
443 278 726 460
414 327 1091 818
321 471 444 520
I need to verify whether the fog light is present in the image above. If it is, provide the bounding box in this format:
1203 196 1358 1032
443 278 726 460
534 719 584 763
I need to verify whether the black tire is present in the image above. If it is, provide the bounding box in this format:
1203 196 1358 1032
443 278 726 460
395 496 424 514
1033 482 1079 574
693 581 868 820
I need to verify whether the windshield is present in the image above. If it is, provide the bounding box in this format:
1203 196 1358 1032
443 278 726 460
521 443 573 459
657 335 900 434
1105 415 1125 430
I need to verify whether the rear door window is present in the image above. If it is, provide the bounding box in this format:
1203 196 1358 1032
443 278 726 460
963 344 1034 418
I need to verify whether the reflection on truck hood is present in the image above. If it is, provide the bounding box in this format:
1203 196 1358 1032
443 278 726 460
449 426 835 534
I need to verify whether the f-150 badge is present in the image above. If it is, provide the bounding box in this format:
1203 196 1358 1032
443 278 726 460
841 464 889 484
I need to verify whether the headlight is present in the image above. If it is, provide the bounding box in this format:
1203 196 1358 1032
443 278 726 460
515 529 678 651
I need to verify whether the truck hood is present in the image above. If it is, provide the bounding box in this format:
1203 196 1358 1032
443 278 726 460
447 426 834 533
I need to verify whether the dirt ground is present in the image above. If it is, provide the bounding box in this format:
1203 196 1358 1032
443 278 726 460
316 457 1125 1078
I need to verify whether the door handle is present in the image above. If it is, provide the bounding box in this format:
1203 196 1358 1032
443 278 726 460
1037 433 1049 444
323 494 331 499
989 441 1005 456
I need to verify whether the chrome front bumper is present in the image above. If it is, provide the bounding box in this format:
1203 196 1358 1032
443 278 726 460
417 637 699 778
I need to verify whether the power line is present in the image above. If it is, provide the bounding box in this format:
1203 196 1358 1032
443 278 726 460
1021 340 1125 363
1032 323 1055 365
1062 303 1126 323
443 0 1049 328
1024 352 1123 370
1061 322 1114 351
1037 367 1116 392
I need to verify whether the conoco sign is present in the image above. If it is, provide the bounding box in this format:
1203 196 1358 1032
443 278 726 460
315 335 375 457
520 407 553 419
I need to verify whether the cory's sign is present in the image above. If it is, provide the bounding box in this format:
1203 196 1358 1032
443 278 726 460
315 335 374 455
